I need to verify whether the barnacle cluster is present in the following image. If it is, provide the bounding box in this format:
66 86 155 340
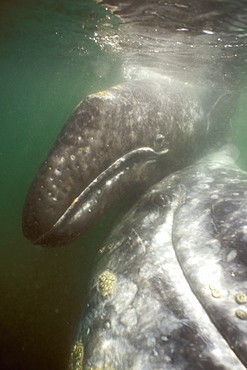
98 270 116 296
99 242 115 255
68 338 84 370
235 292 247 320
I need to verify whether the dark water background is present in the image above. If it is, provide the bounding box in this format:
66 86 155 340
0 0 247 369
0 1 122 369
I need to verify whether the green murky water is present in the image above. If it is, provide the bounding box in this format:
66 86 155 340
0 1 122 369
0 0 247 369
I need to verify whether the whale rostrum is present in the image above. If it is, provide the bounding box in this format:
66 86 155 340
22 79 236 247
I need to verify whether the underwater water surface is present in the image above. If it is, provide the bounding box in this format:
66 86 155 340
0 0 247 369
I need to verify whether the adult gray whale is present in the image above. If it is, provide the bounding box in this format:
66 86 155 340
22 79 236 247
69 146 247 369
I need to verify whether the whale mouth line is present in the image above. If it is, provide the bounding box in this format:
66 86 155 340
33 146 169 245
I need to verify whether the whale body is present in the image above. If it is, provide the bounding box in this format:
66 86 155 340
70 146 247 369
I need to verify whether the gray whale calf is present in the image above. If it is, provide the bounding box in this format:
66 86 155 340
70 146 247 369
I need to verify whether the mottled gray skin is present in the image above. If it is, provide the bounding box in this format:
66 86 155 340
78 147 247 369
22 78 236 247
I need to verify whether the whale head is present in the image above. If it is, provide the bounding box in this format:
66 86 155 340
22 79 236 247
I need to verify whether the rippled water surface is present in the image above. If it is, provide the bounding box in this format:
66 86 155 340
98 0 247 85
0 0 247 369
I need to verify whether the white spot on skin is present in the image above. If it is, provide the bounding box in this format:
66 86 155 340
203 29 215 35
198 183 210 190
55 169 62 176
226 250 237 262
198 263 222 286
242 225 247 233
106 179 113 187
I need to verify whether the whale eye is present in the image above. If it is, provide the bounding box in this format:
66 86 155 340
153 133 166 151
